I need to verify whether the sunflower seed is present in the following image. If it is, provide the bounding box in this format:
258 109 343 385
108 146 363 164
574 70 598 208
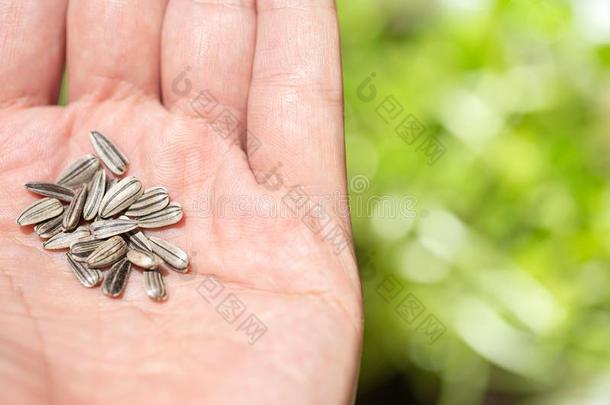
87 236 127 268
125 187 169 217
34 213 65 238
70 237 105 262
25 182 74 202
98 176 143 218
127 230 153 252
83 169 106 220
102 258 131 297
126 248 161 269
57 154 100 187
148 236 189 271
17 198 64 226
66 253 103 288
62 186 88 231
43 226 90 250
137 203 183 229
90 218 138 239
89 131 129 175
143 269 167 301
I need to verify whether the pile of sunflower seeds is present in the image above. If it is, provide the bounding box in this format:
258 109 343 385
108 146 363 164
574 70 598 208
16 131 189 301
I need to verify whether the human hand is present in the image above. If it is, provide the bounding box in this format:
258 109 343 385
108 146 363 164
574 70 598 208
0 1 362 404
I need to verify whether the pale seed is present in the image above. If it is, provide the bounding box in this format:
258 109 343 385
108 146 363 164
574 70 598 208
98 176 143 218
89 131 129 175
57 154 100 187
87 236 127 268
90 218 138 239
126 248 161 269
124 187 169 217
137 203 183 229
143 269 167 301
148 236 189 271
17 198 64 226
43 226 90 250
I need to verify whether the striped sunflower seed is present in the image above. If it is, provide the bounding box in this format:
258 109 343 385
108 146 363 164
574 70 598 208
137 202 183 229
83 169 106 220
143 269 168 301
98 176 143 218
17 198 64 226
25 182 74 202
102 258 132 297
126 248 161 269
57 154 100 187
124 187 169 217
148 236 189 271
127 230 153 252
66 253 103 288
43 226 90 250
34 213 65 238
87 236 127 268
89 131 129 175
70 237 105 262
91 218 138 239
62 186 88 231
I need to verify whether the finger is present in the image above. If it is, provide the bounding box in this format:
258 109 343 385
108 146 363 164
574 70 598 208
247 1 346 200
161 0 256 148
66 0 168 101
0 0 68 107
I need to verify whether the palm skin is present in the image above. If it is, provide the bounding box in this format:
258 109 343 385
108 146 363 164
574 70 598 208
0 1 362 404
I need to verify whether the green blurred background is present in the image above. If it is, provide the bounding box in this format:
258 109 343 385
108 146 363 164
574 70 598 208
338 0 610 404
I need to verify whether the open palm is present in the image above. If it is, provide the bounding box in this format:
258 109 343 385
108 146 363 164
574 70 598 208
0 1 362 404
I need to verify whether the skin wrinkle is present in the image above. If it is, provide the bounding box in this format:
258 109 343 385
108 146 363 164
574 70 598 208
71 75 160 103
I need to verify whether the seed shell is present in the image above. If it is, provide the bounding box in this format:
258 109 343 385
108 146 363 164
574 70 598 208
83 169 106 220
102 258 132 297
62 186 88 231
127 231 153 252
25 182 74 202
34 213 65 238
70 237 105 262
87 236 127 268
126 248 161 269
57 154 100 187
125 187 169 217
17 198 64 226
98 176 143 218
137 203 183 229
89 131 129 175
143 269 168 301
148 236 189 271
66 253 103 288
43 226 90 250
91 218 138 239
